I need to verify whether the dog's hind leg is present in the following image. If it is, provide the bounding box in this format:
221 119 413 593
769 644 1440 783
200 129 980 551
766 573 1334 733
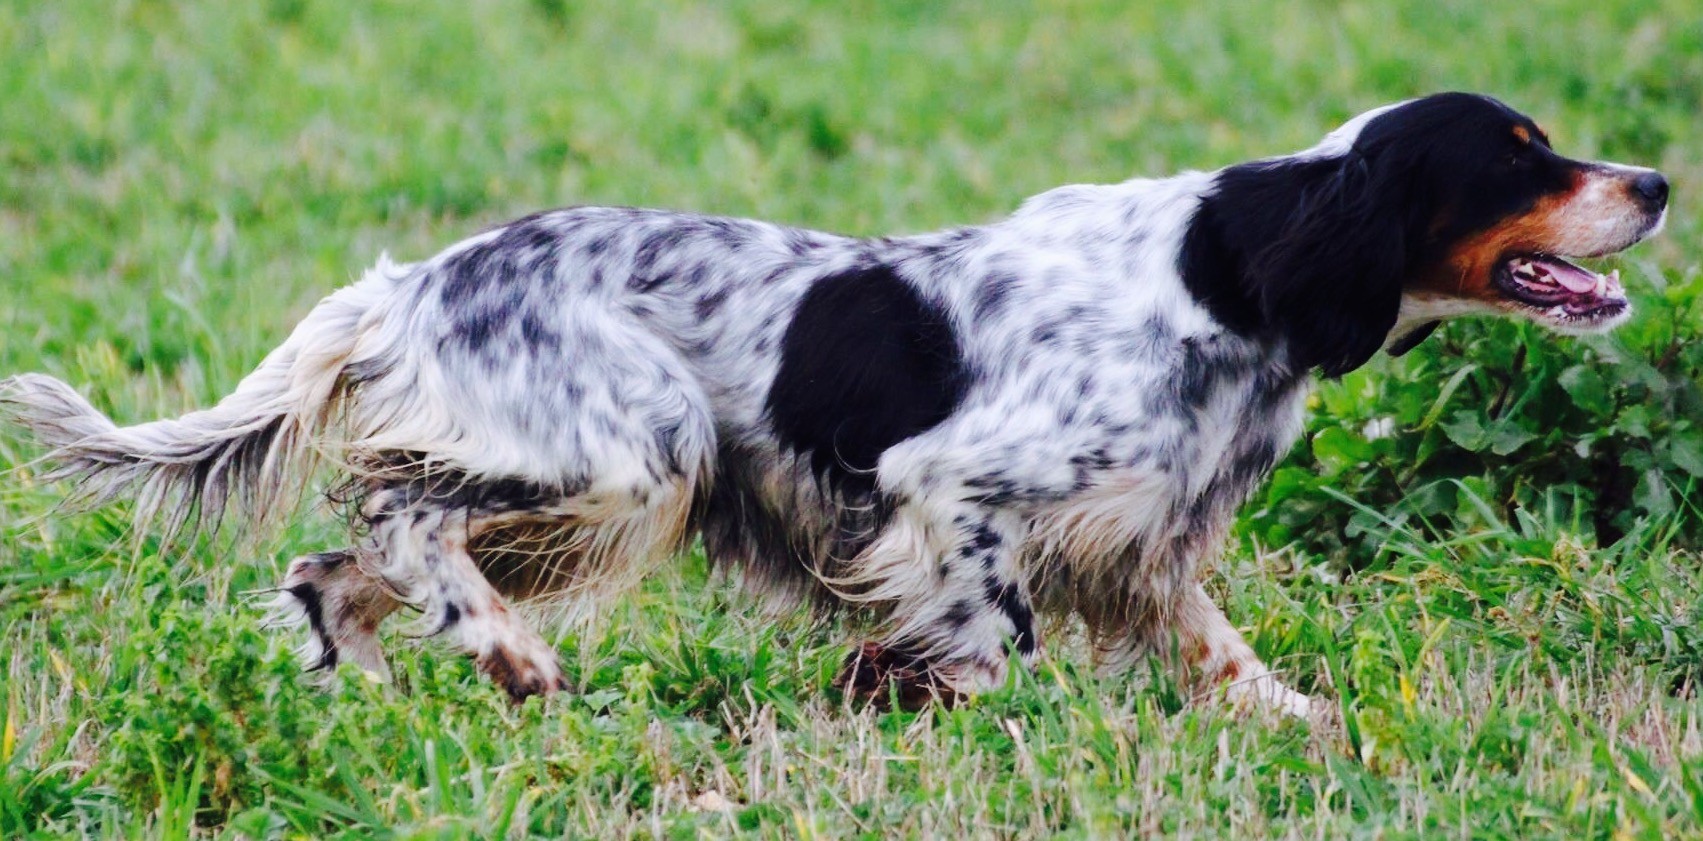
269 549 401 678
265 462 701 701
351 489 570 701
460 469 699 612
347 350 711 699
322 292 716 699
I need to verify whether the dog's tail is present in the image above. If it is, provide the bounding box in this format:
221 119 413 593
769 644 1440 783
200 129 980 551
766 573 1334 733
1 257 408 540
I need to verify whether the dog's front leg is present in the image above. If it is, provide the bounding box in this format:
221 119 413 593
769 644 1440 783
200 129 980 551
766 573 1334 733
1164 583 1311 717
835 503 1037 710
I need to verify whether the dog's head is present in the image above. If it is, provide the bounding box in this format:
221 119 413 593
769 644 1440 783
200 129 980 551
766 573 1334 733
1182 92 1669 376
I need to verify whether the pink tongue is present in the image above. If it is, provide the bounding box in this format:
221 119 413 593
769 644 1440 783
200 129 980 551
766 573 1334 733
1540 259 1600 294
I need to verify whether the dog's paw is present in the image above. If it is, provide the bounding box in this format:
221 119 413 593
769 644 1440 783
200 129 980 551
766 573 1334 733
269 550 397 678
1224 673 1314 720
476 640 568 703
834 642 962 712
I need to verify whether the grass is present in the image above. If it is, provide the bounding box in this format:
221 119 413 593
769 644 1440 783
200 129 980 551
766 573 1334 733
3 0 1702 837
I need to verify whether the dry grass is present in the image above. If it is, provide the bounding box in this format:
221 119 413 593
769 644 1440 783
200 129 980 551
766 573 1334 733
3 0 1702 837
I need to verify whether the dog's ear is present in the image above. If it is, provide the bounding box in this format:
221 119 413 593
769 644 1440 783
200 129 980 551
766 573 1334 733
1246 153 1414 377
1182 153 1417 378
1387 320 1440 356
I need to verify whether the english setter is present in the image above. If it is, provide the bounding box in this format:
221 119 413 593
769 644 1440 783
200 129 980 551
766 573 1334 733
2 92 1668 714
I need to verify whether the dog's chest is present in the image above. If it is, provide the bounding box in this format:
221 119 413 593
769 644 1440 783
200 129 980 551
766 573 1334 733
1026 353 1309 576
1177 371 1308 523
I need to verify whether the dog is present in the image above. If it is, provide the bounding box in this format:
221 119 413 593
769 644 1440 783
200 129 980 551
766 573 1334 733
1 92 1667 714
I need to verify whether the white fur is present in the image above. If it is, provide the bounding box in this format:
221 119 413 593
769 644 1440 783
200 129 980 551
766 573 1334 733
2 95 1665 711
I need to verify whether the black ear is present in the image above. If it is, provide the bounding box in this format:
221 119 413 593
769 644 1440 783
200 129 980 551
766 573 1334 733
1387 320 1440 356
1246 155 1413 376
1181 153 1416 377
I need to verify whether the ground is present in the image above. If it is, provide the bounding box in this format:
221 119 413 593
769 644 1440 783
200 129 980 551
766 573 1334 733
3 0 1703 837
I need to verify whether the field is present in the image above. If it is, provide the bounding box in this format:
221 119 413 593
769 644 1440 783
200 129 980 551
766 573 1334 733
4 0 1703 837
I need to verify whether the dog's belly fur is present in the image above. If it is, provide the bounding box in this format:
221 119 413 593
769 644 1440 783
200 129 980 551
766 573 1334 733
697 331 1310 637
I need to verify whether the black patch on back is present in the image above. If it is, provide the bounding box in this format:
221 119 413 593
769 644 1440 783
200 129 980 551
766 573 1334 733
767 265 969 496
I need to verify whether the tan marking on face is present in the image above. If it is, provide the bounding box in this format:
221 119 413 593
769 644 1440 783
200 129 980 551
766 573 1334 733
1512 125 1531 145
1414 165 1653 308
1414 170 1585 303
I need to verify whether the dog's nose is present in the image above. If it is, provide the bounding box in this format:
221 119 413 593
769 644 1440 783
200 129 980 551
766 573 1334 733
1632 171 1669 209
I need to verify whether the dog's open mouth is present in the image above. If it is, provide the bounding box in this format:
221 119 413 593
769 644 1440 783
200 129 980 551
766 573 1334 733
1494 253 1628 326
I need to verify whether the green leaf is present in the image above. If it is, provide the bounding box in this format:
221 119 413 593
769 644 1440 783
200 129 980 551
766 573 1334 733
1312 427 1374 475
1558 365 1612 414
1668 433 1703 478
1616 404 1657 439
1419 363 1479 429
1441 411 1489 452
1634 469 1675 516
1487 423 1539 457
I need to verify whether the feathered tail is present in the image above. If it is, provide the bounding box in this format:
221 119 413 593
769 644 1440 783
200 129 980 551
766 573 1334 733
0 257 406 540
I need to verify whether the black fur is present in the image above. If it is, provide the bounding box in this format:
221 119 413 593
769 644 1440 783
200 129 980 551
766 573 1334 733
1374 94 1573 246
1181 92 1582 375
767 265 970 496
287 582 338 671
1180 153 1417 377
1387 321 1441 356
694 443 895 603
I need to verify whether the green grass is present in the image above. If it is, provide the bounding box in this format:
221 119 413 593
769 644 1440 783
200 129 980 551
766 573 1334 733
4 0 1703 837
